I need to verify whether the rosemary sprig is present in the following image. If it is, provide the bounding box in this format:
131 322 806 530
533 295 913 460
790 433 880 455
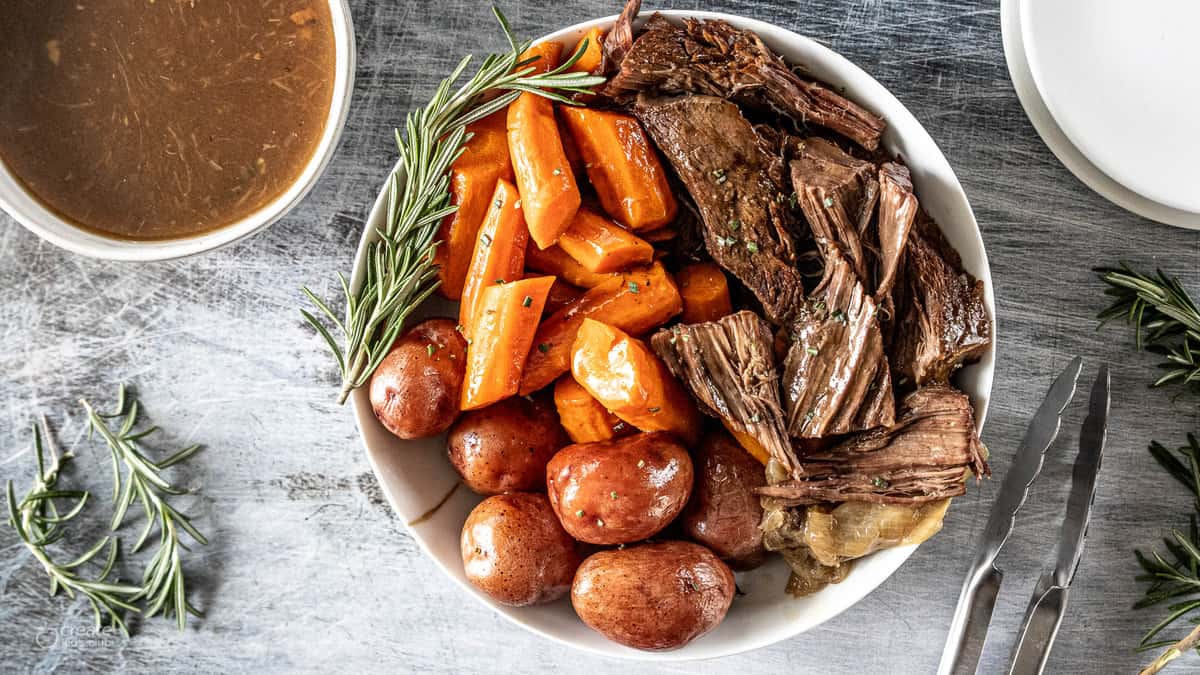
1135 434 1200 674
82 386 206 631
302 7 605 404
5 419 140 635
1097 263 1200 392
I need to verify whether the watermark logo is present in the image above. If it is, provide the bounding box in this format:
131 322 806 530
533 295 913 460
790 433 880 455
35 625 123 650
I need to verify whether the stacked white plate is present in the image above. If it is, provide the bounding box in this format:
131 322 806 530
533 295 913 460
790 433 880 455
1002 0 1200 229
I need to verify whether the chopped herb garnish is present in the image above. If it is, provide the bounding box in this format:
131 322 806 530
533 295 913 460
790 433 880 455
552 168 562 176
806 346 819 356
494 278 506 285
610 491 619 500
689 581 700 592
804 410 815 423
426 344 436 357
750 413 762 423
575 509 585 517
628 281 640 294
729 219 741 232
822 196 834 208
522 295 532 307
831 309 847 323
493 198 503 209
537 342 550 353
872 477 890 489
788 192 799 208
746 241 759 253
455 324 464 333
712 168 727 183
480 233 492 246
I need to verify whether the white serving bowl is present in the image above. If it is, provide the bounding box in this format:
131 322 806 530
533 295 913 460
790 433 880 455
0 0 356 262
349 10 995 661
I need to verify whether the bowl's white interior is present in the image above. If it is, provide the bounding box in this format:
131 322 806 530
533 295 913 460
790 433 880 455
0 0 356 262
349 11 995 661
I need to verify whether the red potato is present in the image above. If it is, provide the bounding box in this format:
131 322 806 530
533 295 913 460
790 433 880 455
680 430 767 569
368 318 467 439
545 432 693 545
447 396 570 495
571 541 736 650
461 493 581 606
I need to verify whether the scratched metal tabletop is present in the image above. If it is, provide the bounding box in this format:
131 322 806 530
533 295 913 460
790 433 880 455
2 1 1199 673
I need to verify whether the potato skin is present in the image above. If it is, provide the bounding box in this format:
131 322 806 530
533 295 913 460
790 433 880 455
571 541 735 650
448 396 570 495
461 493 581 606
546 432 693 545
680 431 767 569
369 318 467 439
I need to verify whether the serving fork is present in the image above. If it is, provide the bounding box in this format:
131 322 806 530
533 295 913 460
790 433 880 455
938 357 1110 674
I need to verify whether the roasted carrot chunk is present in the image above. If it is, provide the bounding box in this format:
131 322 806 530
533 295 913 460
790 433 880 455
539 276 583 315
525 244 615 288
566 27 605 74
461 276 556 410
723 421 771 465
553 375 622 443
435 111 515 299
508 94 581 250
559 107 677 231
571 319 702 445
459 178 530 334
676 262 734 324
519 41 563 75
519 261 682 395
557 207 654 273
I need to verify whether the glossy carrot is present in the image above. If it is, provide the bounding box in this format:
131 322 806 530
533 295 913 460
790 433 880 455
566 27 605 74
641 226 677 244
525 244 615 288
519 41 564 75
508 93 581 250
559 107 677 231
461 276 556 410
459 178 530 335
571 319 702 445
539 276 583 315
553 375 622 443
435 111 515 299
557 207 654 273
723 421 771 465
676 262 733 324
518 261 682 395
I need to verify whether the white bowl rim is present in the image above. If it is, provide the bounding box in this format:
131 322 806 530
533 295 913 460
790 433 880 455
348 9 996 661
0 0 357 262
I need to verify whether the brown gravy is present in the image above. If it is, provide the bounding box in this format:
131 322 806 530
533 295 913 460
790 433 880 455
0 1 336 240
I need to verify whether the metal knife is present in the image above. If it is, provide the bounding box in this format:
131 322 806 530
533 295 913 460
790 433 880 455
1007 365 1109 675
937 356 1084 675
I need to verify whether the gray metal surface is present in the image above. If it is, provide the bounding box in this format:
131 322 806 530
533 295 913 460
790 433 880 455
1 1 1199 673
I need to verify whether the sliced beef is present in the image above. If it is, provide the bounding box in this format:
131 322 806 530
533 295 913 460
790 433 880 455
891 213 991 386
651 311 798 474
607 14 887 150
757 385 989 505
790 137 879 284
782 248 894 438
873 161 918 315
636 95 806 323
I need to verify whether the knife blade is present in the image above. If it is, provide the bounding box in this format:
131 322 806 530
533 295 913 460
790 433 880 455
938 356 1083 675
1007 365 1109 675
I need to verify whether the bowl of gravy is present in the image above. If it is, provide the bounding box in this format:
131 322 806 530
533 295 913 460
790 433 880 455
0 0 354 260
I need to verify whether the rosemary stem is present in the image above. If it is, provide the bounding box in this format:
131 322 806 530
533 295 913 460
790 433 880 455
1140 623 1200 674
